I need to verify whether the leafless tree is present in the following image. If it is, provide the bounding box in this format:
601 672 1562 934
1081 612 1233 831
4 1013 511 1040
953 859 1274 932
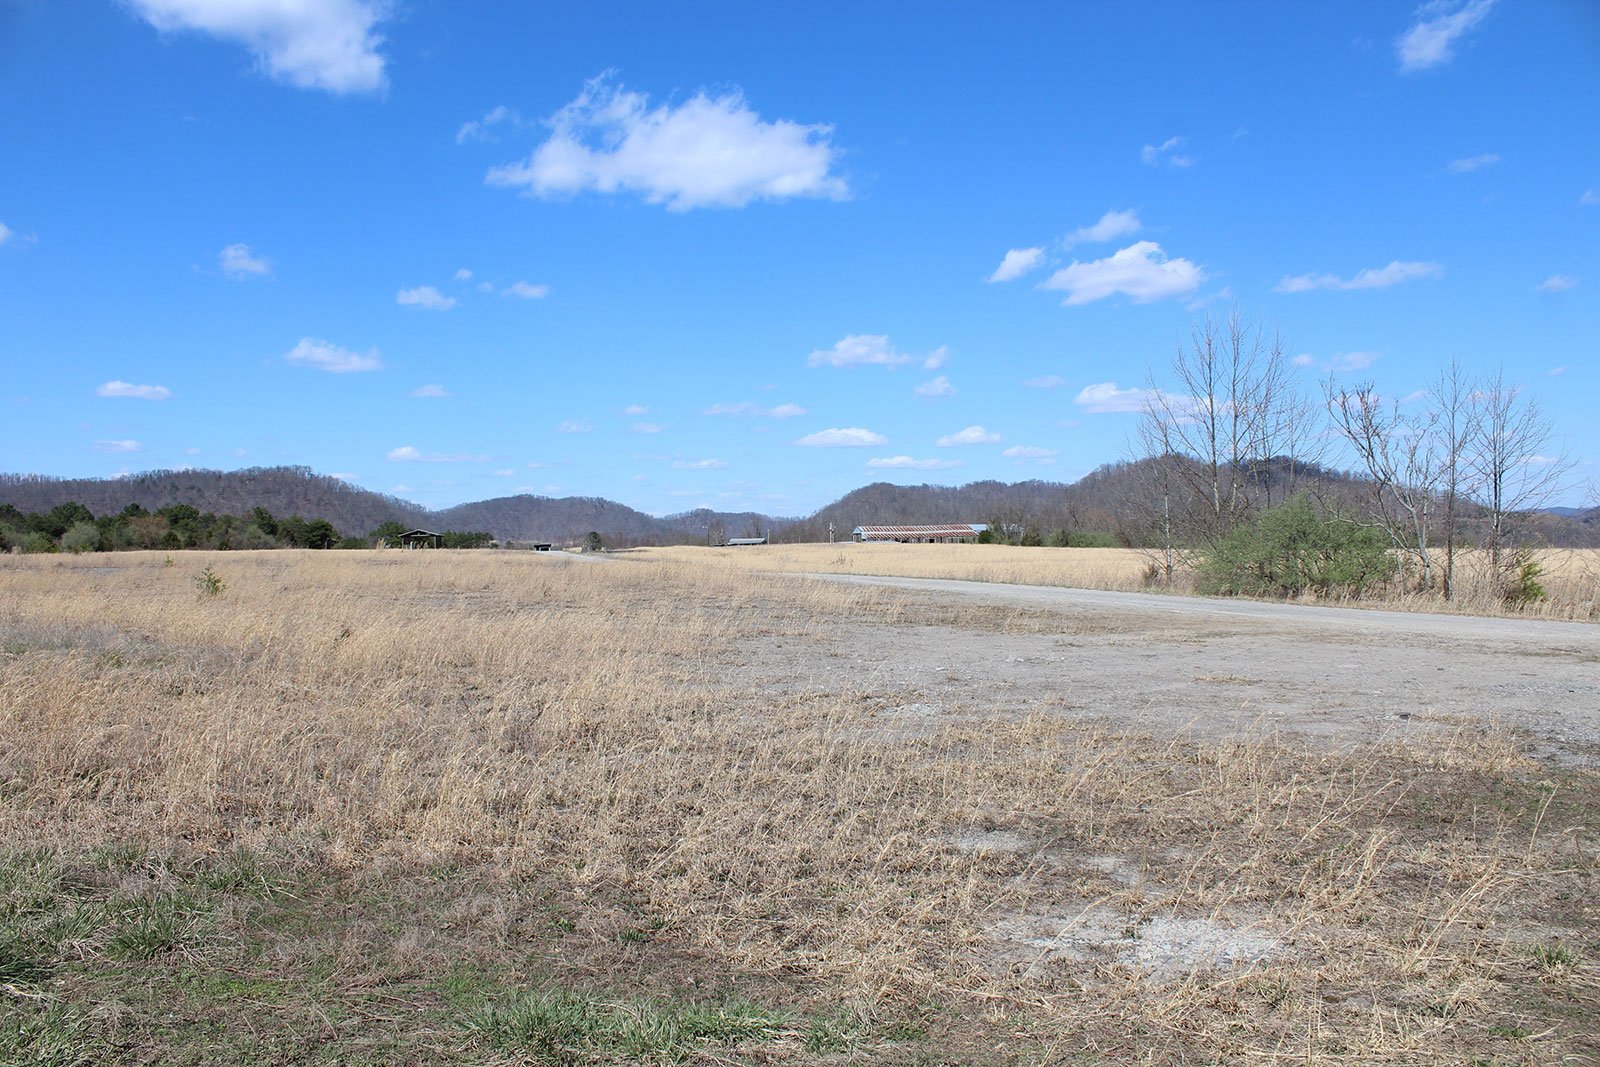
1428 359 1478 599
1325 381 1439 590
1138 311 1309 546
1467 369 1574 571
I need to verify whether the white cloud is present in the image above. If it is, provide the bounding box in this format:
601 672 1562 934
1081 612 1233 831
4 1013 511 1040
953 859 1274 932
794 427 887 447
1063 209 1141 248
623 404 649 416
1074 382 1156 414
1023 375 1067 389
285 337 381 373
456 105 515 144
486 72 847 211
556 420 592 433
0 221 11 245
1003 445 1058 461
96 380 170 400
492 469 515 477
912 375 954 399
987 247 1045 283
503 280 549 300
922 346 950 370
129 0 388 94
1447 153 1500 173
1140 136 1192 167
1548 366 1567 376
1583 188 1600 206
329 472 358 482
476 280 494 293
219 242 270 279
1397 0 1495 74
453 267 473 281
866 456 963 470
396 285 457 310
1040 241 1204 305
807 334 911 368
703 401 806 417
1538 274 1578 292
94 439 143 453
386 445 488 463
672 458 729 469
410 384 451 398
936 425 1000 447
1275 260 1443 293
631 422 664 433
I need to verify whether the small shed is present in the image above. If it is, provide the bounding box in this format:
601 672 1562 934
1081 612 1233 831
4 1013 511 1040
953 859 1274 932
399 529 442 549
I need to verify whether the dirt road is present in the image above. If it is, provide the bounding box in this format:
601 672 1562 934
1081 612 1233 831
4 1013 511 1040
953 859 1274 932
737 573 1600 762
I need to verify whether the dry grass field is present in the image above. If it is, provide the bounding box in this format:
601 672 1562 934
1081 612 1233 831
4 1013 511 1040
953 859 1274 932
2 549 1597 1065
651 543 1600 621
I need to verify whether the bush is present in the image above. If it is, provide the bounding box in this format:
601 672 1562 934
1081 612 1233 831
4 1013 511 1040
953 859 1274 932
60 522 101 554
1066 530 1119 548
1501 548 1546 606
1197 498 1391 599
18 532 56 554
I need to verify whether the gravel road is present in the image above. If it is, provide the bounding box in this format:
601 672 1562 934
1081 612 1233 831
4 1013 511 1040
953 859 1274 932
734 573 1600 763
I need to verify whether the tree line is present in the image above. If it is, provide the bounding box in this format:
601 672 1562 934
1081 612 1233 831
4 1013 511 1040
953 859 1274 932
0 503 493 554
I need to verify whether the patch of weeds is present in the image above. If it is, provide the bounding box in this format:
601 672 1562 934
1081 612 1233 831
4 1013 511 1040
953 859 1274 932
193 565 225 597
0 995 99 1067
882 1020 929 1041
1487 1023 1532 1039
105 891 212 961
189 848 275 898
803 1005 867 1053
546 910 577 934
1532 942 1578 972
464 988 790 1065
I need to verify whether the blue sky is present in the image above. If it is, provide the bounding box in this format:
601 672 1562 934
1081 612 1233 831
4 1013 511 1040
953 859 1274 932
2 0 1596 515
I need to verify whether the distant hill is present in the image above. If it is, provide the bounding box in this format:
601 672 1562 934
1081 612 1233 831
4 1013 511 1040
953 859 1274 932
2 462 1595 548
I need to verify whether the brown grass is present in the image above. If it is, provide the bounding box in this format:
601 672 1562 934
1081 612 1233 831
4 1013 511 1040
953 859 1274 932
1 549 1596 1063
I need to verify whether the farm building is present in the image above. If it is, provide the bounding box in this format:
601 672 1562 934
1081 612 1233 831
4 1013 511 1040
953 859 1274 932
724 536 768 546
398 529 442 549
852 524 985 543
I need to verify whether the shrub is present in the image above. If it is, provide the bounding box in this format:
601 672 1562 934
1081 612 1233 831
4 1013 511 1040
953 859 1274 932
193 567 225 597
1501 548 1546 606
60 522 101 554
18 532 56 554
1066 530 1119 548
1197 497 1391 599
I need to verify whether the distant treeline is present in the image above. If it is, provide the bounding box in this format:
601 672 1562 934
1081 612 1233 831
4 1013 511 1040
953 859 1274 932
0 502 493 554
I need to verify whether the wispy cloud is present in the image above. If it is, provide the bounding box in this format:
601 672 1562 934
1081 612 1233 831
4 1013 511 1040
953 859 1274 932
1063 209 1141 248
987 247 1045 283
396 285 457 310
623 404 649 416
671 458 728 469
487 72 847 211
807 334 928 369
1041 242 1204 305
94 439 143 453
1538 274 1578 292
1583 188 1600 207
703 402 806 417
914 375 955 398
219 242 271 279
129 0 389 94
1023 375 1068 389
1397 0 1495 74
456 105 517 144
556 420 592 433
1074 382 1155 414
794 427 887 447
285 337 381 373
410 384 452 398
1275 260 1442 293
1447 152 1500 173
1002 445 1058 462
922 346 950 370
502 280 549 300
1293 351 1382 372
631 422 664 433
386 446 488 463
866 456 962 470
453 267 473 281
96 380 170 400
1140 136 1192 167
935 425 1000 446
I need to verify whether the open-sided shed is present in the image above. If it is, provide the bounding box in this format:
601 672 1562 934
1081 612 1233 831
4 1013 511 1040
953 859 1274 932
852 524 982 543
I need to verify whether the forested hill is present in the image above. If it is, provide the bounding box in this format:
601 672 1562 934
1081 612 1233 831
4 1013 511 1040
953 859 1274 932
0 468 429 539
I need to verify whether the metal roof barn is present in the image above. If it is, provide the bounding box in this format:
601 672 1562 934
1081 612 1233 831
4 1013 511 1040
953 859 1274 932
852 524 982 543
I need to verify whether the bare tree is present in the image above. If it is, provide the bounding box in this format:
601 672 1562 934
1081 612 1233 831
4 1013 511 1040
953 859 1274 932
1138 311 1306 546
1428 359 1478 599
1325 381 1439 590
1467 369 1574 571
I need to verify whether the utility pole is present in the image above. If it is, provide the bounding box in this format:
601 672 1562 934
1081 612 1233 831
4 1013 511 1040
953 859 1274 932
828 521 835 543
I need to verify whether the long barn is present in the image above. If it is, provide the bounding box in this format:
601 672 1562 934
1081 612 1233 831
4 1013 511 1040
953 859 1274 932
851 524 984 543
